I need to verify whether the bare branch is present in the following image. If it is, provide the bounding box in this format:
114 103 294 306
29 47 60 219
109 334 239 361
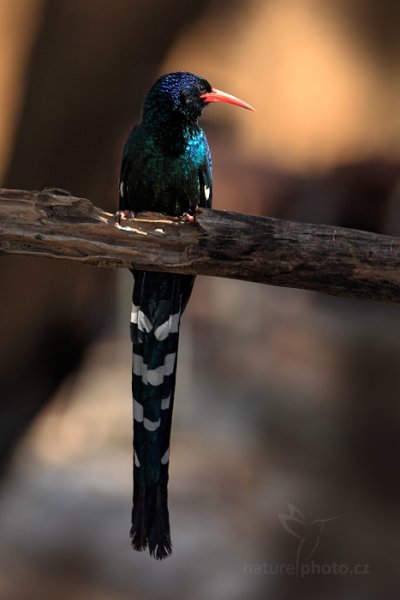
0 188 399 304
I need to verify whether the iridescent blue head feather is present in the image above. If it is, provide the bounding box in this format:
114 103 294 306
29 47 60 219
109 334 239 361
143 71 212 126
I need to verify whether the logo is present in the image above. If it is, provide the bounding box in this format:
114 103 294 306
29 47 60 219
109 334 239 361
278 503 340 578
242 503 370 578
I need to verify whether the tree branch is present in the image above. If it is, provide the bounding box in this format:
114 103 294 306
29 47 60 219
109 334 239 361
1 188 399 304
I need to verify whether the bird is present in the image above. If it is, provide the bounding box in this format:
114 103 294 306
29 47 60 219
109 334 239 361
118 71 254 560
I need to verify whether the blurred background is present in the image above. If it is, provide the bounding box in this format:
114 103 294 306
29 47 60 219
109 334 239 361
0 0 400 598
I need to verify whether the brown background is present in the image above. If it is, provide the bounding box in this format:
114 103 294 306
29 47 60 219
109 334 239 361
0 1 400 598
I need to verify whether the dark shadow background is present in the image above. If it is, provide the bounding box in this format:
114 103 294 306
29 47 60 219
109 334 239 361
0 1 400 598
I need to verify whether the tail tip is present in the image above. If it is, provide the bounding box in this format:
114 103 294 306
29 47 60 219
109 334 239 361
130 528 147 552
149 540 172 560
130 530 172 560
131 484 173 560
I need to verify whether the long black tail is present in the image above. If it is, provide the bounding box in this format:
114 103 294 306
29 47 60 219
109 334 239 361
129 270 194 559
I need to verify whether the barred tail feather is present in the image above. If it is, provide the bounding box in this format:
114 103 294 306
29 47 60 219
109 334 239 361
129 271 194 559
130 484 147 551
146 483 171 559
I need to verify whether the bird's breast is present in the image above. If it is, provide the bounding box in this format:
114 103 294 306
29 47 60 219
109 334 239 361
126 127 208 215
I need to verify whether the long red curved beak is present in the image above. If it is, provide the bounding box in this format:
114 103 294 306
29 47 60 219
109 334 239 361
200 87 255 112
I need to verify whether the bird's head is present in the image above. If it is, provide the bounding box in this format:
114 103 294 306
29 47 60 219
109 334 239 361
143 71 254 127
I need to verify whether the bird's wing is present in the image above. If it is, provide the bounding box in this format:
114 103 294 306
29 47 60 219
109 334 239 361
119 126 137 211
198 137 212 209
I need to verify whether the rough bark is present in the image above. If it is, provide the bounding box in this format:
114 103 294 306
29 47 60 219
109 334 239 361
1 188 399 304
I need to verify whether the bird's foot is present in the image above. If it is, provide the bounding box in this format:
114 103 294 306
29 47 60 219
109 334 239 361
179 212 197 223
115 210 135 224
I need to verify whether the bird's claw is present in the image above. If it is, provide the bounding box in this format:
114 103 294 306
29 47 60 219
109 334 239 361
179 212 197 223
115 210 135 224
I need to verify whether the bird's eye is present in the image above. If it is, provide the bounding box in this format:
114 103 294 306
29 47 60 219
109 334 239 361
198 82 207 94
